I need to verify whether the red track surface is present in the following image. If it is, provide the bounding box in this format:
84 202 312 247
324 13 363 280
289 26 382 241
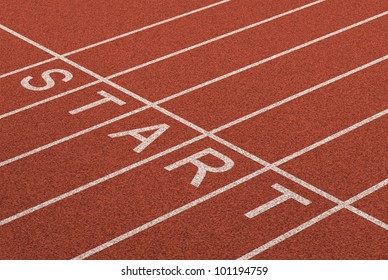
0 0 387 260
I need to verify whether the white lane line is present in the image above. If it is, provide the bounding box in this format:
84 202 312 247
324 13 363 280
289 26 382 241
107 0 325 79
238 179 388 260
274 109 388 166
0 105 150 168
212 55 388 133
0 0 324 120
64 0 232 56
6 12 378 126
0 0 231 80
0 81 101 120
74 169 387 260
0 58 57 79
347 205 388 230
0 135 205 227
156 11 388 104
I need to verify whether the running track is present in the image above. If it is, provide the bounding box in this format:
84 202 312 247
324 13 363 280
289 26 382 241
0 0 387 259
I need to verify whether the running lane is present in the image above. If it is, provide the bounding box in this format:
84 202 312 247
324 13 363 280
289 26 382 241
0 83 144 160
252 210 387 259
217 60 387 162
0 29 52 75
0 0 224 53
280 116 388 200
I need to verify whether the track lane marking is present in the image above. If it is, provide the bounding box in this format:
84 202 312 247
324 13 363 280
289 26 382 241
0 0 324 119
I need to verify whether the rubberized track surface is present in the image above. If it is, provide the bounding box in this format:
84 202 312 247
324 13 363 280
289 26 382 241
0 0 387 260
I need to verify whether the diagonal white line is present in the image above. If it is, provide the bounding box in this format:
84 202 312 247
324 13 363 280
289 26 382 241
346 205 388 230
0 135 205 227
63 0 232 56
274 109 388 166
274 168 388 230
238 179 388 260
346 179 388 204
210 131 388 231
0 58 57 79
0 105 149 168
0 81 100 120
212 55 388 133
0 0 324 120
106 0 325 79
73 166 272 260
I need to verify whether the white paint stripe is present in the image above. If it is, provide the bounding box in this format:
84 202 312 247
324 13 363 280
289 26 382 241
346 179 388 204
64 0 232 56
238 179 387 259
156 12 388 104
0 81 100 120
107 0 325 79
274 109 388 166
273 168 388 230
346 205 388 230
0 135 205 227
212 55 388 133
209 131 388 231
0 105 150 168
0 58 57 79
239 206 343 259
